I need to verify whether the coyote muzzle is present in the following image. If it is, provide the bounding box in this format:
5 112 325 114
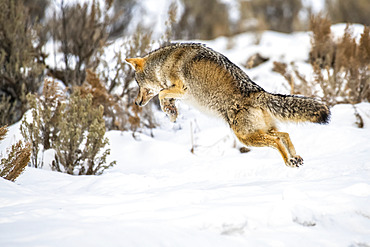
135 87 155 106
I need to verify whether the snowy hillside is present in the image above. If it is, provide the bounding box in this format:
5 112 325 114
1 26 370 247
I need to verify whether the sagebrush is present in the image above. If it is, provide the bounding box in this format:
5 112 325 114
99 25 157 132
48 1 110 87
21 79 115 175
326 0 370 26
237 0 303 34
52 89 115 175
21 79 64 168
274 15 370 106
173 0 231 40
0 0 45 126
0 126 31 182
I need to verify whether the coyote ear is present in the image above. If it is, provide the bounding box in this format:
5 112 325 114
125 57 146 71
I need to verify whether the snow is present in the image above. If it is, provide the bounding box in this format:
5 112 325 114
1 24 370 247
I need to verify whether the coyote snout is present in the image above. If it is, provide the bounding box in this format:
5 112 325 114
135 87 155 106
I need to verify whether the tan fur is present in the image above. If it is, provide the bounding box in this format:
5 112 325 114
126 43 330 167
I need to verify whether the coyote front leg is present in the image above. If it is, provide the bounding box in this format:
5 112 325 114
158 81 187 100
158 79 186 122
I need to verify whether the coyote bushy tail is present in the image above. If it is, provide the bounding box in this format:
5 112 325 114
263 93 330 124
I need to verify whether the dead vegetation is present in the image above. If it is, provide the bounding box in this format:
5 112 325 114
326 0 370 26
245 53 269 69
0 126 31 181
99 25 157 132
46 0 157 133
173 0 231 40
21 79 116 175
47 1 111 86
0 0 46 126
274 14 370 107
237 0 304 34
20 79 64 168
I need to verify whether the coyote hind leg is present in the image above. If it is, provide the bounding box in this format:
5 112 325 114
232 127 303 167
268 129 303 167
229 107 303 167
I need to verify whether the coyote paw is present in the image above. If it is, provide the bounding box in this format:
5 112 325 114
160 98 178 122
163 104 178 122
287 156 303 168
165 106 178 122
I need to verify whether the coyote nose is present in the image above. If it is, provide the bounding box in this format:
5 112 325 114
135 99 142 106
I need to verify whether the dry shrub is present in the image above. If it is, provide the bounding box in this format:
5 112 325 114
273 61 295 94
274 15 370 106
310 21 370 105
80 69 117 112
245 53 269 69
0 126 31 182
238 0 303 33
0 0 45 126
326 0 370 26
0 96 18 127
79 69 123 131
108 0 136 39
237 1 267 43
173 0 231 40
0 126 6 141
47 0 138 87
273 61 314 97
48 1 111 87
21 79 115 175
104 26 153 97
161 1 178 45
52 89 115 175
99 26 157 132
22 0 50 23
21 79 64 168
339 25 370 103
309 14 336 68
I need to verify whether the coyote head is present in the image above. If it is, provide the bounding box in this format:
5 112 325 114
125 57 161 106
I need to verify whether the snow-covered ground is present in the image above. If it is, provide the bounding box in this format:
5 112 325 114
1 25 370 247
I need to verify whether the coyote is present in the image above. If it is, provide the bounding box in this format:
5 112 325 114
126 43 330 167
